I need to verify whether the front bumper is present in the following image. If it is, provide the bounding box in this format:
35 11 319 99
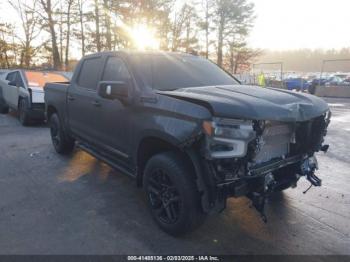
195 113 330 216
248 154 305 177
28 103 45 120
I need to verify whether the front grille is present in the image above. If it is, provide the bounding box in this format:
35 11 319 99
252 115 327 165
253 121 293 164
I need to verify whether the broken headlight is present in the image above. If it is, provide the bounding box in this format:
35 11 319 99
203 118 256 159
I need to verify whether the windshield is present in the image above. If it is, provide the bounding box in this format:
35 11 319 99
25 71 69 88
130 54 239 91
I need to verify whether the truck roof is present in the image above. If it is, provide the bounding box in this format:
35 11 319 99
83 50 196 59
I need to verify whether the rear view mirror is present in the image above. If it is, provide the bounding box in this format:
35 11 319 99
97 81 129 100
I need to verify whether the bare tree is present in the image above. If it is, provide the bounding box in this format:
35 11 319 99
0 0 260 71
77 0 86 56
93 0 101 52
38 0 62 69
58 1 64 63
0 23 15 68
103 0 112 50
64 0 74 67
183 6 199 53
171 4 192 51
8 0 41 68
200 0 215 58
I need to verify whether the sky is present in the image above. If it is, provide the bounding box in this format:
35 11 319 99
1 0 350 51
248 0 350 50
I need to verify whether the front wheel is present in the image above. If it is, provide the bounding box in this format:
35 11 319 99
18 99 30 125
49 113 75 154
143 152 205 236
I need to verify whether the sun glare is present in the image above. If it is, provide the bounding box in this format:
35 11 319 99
129 24 160 50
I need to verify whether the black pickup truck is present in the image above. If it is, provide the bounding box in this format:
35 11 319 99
44 51 330 236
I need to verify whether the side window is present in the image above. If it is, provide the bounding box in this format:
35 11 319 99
16 72 24 87
6 72 16 82
77 57 103 90
102 56 131 82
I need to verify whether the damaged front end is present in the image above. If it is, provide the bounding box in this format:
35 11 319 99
195 111 331 221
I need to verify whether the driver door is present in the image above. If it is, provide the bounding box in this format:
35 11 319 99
94 56 133 166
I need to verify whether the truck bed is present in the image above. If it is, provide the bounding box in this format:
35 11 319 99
44 82 70 120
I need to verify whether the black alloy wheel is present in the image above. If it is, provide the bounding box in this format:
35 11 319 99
144 152 205 236
50 117 61 149
49 113 75 154
147 168 181 224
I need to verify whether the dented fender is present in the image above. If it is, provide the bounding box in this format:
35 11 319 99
131 93 211 163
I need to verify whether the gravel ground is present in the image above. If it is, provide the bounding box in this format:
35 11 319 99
0 98 349 255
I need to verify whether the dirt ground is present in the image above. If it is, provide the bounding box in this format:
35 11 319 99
0 97 349 255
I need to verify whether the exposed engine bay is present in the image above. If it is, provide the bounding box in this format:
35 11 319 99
199 111 331 221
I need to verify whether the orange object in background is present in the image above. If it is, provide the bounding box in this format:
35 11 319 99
25 71 68 88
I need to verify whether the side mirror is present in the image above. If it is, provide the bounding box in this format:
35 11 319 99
97 81 129 100
8 80 17 86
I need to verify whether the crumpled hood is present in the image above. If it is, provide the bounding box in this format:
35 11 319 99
158 85 329 122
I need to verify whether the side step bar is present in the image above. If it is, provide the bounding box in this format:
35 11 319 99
77 142 135 178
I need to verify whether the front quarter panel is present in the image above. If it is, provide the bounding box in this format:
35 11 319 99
131 93 212 157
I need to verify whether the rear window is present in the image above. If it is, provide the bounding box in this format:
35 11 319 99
25 71 68 88
102 56 131 81
77 57 103 90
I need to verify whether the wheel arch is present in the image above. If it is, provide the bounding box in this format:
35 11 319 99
46 104 58 121
135 136 198 188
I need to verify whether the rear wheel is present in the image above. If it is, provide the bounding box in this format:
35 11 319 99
18 99 30 126
49 113 75 154
144 152 205 236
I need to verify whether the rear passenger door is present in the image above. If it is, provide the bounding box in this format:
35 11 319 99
67 56 103 143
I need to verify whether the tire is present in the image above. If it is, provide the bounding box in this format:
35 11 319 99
49 113 75 154
0 100 9 114
143 152 205 236
18 99 31 126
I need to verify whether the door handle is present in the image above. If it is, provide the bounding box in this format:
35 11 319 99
92 100 101 107
68 95 75 101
